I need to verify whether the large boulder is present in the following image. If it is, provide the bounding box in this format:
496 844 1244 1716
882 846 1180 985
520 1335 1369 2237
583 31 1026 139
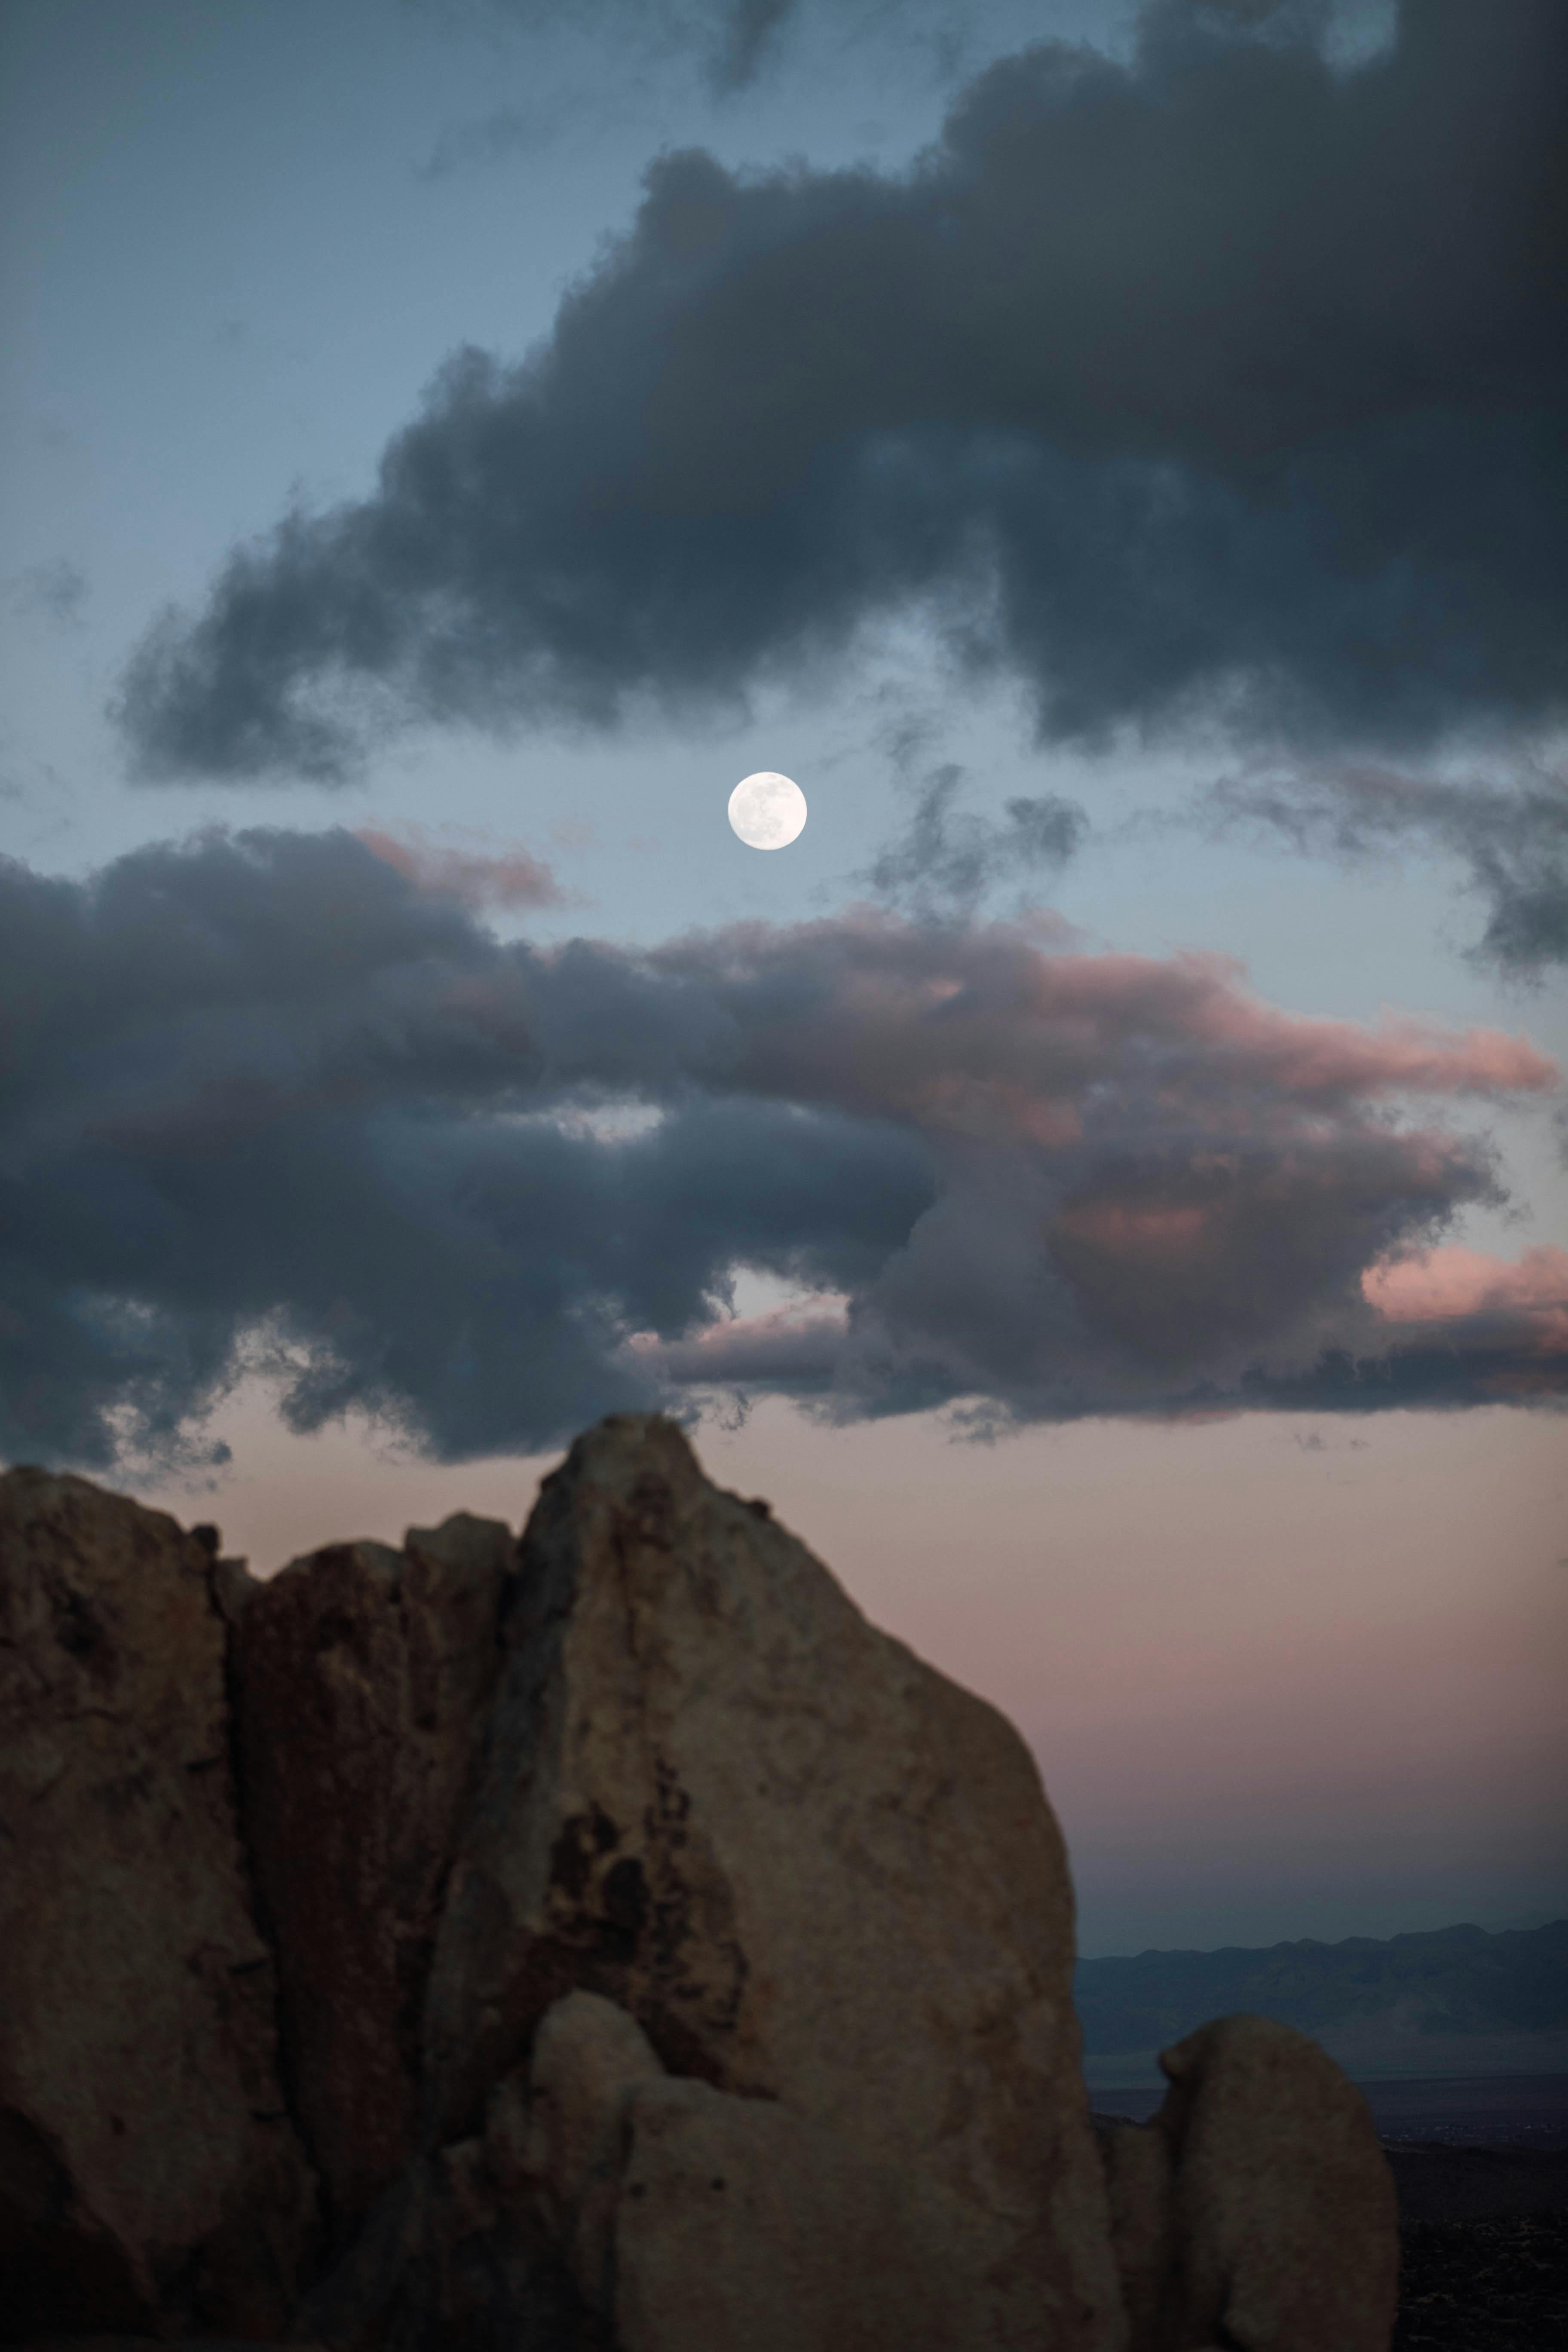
423 1414 1122 2351
511 1988 1022 2352
0 1470 317 2340
491 1984 666 2306
1095 2016 1399 2352
1161 2016 1399 2352
228 1516 514 2243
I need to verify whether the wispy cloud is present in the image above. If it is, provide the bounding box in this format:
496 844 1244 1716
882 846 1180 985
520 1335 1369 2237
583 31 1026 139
1199 760 1568 975
861 765 1086 918
416 106 549 180
355 824 565 907
420 0 979 99
6 560 88 626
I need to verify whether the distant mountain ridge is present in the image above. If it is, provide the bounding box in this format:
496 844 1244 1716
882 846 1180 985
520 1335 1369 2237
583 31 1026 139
1074 1921 1568 2055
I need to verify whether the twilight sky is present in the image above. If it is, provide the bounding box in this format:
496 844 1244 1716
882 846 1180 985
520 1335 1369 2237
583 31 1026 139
2 0 1564 1957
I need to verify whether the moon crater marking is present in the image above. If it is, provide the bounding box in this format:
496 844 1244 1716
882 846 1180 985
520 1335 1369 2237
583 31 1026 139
729 771 807 850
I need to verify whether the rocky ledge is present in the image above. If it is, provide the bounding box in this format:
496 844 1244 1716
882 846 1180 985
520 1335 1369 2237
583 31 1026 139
1 1414 1397 2350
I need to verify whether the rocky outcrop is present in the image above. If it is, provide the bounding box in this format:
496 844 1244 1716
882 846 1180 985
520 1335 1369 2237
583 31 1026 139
0 1471 316 2340
511 1988 1019 2352
1096 2015 1400 2352
1162 2015 1399 2351
228 1516 513 2244
1 1418 1400 2352
422 1414 1122 2350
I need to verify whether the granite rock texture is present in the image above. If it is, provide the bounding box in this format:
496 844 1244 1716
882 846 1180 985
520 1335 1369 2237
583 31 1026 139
422 1414 1123 2351
1160 2015 1399 2352
0 1469 317 2340
229 1515 513 2242
1095 2015 1400 2352
516 1989 1022 2352
2 1418 1400 2352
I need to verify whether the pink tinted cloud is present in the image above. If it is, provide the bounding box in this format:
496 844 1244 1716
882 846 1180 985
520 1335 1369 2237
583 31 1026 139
627 1302 851 1389
1043 1133 1490 1367
357 826 564 909
617 915 1562 1397
1364 1245 1568 1349
655 916 1557 1147
1053 1202 1212 1265
12 822 1564 1468
1190 988 1556 1101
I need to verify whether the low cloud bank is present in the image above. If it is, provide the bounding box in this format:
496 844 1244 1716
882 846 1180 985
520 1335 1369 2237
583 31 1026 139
119 1 1567 784
1 826 1560 1470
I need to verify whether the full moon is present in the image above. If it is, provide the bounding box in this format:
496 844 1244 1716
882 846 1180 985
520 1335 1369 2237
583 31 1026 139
728 771 807 850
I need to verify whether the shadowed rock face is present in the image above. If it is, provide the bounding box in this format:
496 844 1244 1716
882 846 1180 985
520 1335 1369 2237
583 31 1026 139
505 1987 1041 2352
0 1418 1399 2352
1096 2016 1399 2352
229 1515 514 2245
0 1470 317 2340
422 1413 1123 2351
1161 2016 1399 2352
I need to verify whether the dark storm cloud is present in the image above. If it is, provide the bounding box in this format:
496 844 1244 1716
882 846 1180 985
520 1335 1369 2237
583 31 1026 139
3 827 1559 1472
0 829 934 1464
120 0 1567 784
863 765 1087 916
1201 762 1568 975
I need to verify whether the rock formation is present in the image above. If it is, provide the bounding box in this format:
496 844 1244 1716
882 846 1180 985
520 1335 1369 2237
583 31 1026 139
228 1517 513 2245
0 1415 1400 2352
1095 2016 1400 2351
1164 2015 1398 2349
422 1412 1120 2349
503 1986 1032 2352
0 1472 316 2341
